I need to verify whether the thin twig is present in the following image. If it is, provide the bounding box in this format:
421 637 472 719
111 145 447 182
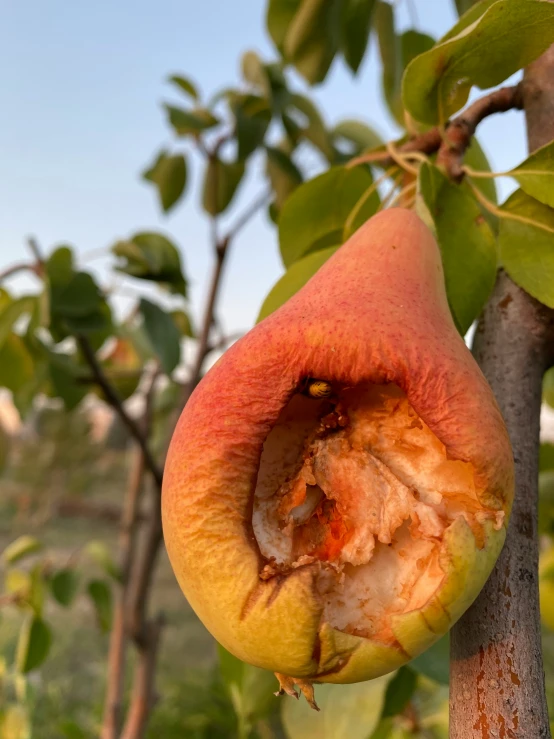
77 335 163 490
0 262 39 282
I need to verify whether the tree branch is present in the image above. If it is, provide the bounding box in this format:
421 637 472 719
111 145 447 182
0 262 39 282
449 39 554 739
76 335 163 490
350 83 524 180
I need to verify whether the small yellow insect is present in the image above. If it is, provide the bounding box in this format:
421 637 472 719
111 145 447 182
305 379 333 399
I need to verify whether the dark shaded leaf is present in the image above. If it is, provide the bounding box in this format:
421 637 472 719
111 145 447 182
165 105 219 135
340 0 376 73
288 93 334 161
381 666 417 718
51 569 79 607
540 443 554 473
87 580 113 632
411 634 449 685
265 146 303 208
143 150 187 212
16 615 52 673
232 94 272 160
139 298 181 375
171 309 195 338
112 232 187 296
202 157 245 216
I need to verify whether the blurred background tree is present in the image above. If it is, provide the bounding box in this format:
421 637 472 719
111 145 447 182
1 1 554 737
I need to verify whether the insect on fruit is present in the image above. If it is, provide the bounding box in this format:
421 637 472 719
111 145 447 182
304 379 333 399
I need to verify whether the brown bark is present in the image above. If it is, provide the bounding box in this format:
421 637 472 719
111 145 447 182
449 39 554 739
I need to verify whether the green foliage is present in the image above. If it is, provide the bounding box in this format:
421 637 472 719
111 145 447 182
417 162 497 333
202 157 246 216
164 105 219 136
453 0 481 14
332 120 382 159
112 232 187 296
539 472 554 537
381 666 417 718
509 139 554 209
15 616 52 674
84 541 121 582
2 538 42 567
279 165 379 267
375 2 434 127
233 94 272 161
265 146 303 210
464 137 497 206
410 635 450 685
282 674 393 739
143 151 187 213
139 298 181 375
168 74 199 101
50 570 79 608
498 189 554 309
257 246 339 321
86 580 112 633
340 0 377 74
403 0 554 125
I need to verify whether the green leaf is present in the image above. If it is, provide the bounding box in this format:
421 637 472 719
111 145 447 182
84 540 121 581
87 580 113 632
28 564 46 616
0 334 35 394
279 165 378 267
411 634 449 685
16 615 52 673
540 443 554 473
112 231 187 296
2 536 42 565
168 74 199 101
288 94 334 161
283 0 342 84
241 51 271 94
202 157 245 216
48 353 87 411
164 105 219 135
282 674 393 739
170 309 195 338
258 246 338 322
454 0 481 15
464 136 497 206
0 296 35 349
539 470 554 536
381 666 417 718
143 150 187 213
266 146 303 209
403 0 554 125
267 0 302 52
232 94 272 160
509 138 554 208
217 646 277 729
417 162 497 333
332 120 383 158
498 189 554 308
50 569 79 607
443 0 498 40
139 298 181 375
545 366 554 408
340 0 376 73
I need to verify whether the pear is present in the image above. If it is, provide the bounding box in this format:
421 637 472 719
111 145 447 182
162 208 513 697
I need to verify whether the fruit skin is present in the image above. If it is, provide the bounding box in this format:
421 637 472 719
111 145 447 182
162 208 514 683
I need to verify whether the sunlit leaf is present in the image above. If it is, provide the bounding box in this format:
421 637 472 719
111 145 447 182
498 189 554 308
84 540 121 581
16 615 52 673
509 138 554 209
143 150 187 213
267 0 302 52
0 297 35 349
0 703 31 739
282 674 393 739
332 120 383 158
0 334 35 395
279 165 377 267
417 162 497 333
539 471 554 537
139 298 181 375
170 310 195 339
403 0 554 125
258 246 339 322
2 536 42 565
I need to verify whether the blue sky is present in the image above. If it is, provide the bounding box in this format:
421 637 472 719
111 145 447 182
1 0 526 335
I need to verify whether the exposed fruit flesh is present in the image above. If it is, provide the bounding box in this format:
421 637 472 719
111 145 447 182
253 383 504 644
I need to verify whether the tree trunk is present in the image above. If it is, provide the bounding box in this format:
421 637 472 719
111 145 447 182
449 39 554 739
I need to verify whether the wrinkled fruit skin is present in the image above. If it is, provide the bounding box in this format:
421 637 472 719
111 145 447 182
162 208 514 687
